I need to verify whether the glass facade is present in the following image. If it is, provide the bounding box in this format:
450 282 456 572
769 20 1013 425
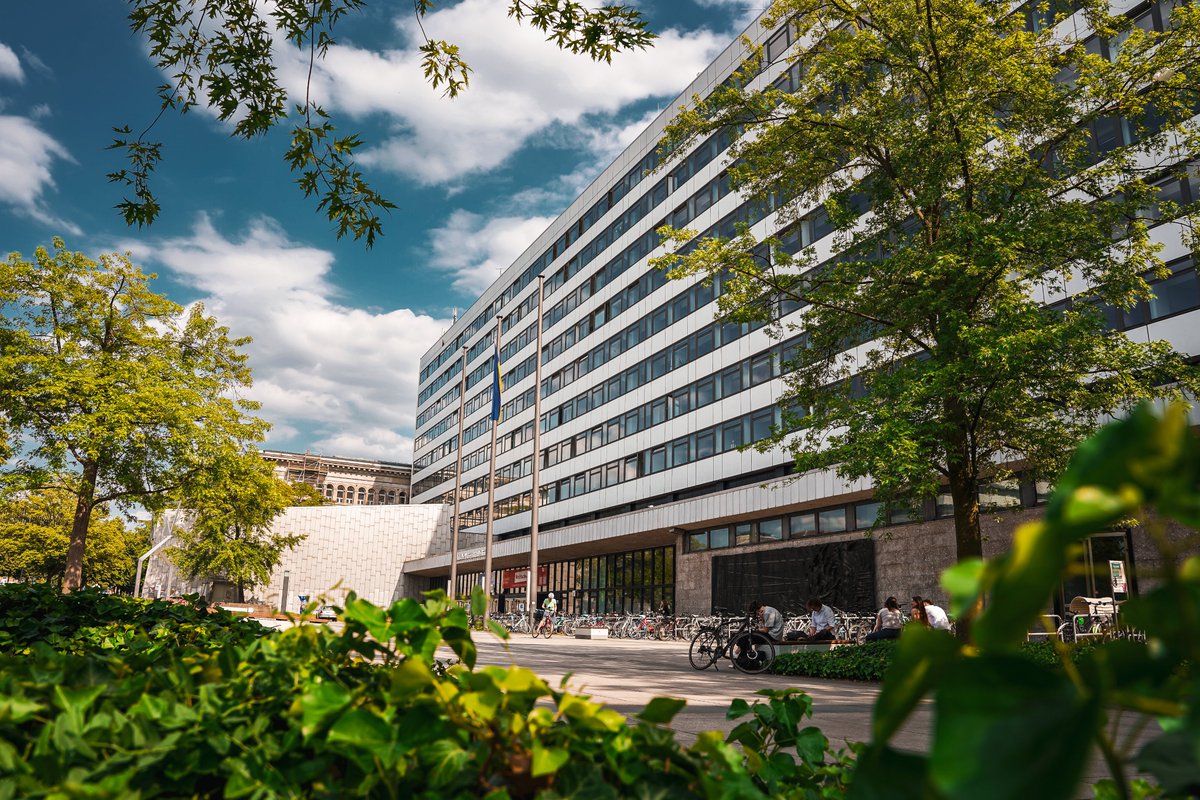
453 544 674 616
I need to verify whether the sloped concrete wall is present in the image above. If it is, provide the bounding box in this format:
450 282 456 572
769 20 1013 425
142 504 452 609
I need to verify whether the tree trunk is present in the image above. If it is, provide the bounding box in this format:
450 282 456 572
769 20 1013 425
947 455 984 639
235 580 245 604
948 459 983 562
63 460 99 592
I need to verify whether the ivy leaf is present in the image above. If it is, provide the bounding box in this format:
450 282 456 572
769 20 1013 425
296 681 352 737
531 742 570 777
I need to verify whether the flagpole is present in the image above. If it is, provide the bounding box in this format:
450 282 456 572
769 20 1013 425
448 345 468 601
483 314 502 622
527 276 545 626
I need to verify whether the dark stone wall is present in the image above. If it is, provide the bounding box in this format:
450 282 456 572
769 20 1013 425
675 506 1195 615
710 539 875 614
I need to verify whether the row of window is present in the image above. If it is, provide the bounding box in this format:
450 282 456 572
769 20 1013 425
542 334 799 468
414 408 459 453
542 405 780 507
412 466 454 498
424 172 749 441
1051 255 1200 328
418 188 772 474
416 325 800 498
454 403 781 529
423 283 775 496
323 485 408 505
452 456 533 505
683 480 1043 553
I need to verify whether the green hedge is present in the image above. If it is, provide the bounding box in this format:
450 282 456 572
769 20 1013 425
0 583 266 656
0 584 852 798
771 641 899 681
771 638 1104 681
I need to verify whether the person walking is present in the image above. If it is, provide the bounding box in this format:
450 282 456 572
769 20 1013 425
865 596 904 641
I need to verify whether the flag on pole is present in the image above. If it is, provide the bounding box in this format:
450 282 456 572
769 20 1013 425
490 341 504 422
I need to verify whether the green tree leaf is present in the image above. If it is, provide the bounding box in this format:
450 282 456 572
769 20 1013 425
930 655 1102 800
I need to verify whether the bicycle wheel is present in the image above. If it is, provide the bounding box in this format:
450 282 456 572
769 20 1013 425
731 632 775 674
689 628 722 670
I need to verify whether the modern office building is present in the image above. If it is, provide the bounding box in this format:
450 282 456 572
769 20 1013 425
407 4 1200 615
262 449 412 505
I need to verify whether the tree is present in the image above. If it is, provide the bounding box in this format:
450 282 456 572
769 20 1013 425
286 481 333 507
0 239 269 592
0 488 149 590
168 451 306 603
110 0 655 245
655 0 1200 567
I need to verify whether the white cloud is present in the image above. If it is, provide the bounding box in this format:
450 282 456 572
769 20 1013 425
284 0 729 185
0 43 23 83
428 209 556 296
0 114 78 233
694 0 761 32
580 107 670 165
124 214 451 463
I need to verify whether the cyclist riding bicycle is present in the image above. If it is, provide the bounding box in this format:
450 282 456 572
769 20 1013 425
536 592 558 636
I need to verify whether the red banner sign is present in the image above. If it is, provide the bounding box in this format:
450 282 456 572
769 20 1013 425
500 566 548 590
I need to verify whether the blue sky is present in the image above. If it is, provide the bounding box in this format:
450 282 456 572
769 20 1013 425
0 0 756 462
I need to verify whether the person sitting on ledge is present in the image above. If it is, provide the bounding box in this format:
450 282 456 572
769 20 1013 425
749 600 783 640
795 597 836 641
865 596 904 641
922 598 953 632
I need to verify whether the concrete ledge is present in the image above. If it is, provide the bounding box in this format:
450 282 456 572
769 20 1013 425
575 627 609 639
774 640 855 655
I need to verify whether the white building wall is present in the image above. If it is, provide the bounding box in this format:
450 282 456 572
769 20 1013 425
142 504 470 610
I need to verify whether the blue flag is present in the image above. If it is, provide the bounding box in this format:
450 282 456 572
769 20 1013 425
490 342 503 422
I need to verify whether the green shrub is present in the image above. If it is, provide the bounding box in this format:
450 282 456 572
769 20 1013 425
771 638 1106 682
772 641 898 681
0 587 853 798
0 583 265 656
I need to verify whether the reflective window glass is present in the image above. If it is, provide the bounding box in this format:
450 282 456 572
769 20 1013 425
789 513 817 537
758 518 783 541
819 508 847 532
855 502 882 529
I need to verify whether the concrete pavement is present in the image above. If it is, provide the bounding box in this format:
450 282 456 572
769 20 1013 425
472 632 931 752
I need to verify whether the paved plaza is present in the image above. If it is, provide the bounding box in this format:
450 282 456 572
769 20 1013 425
473 632 1144 790
472 633 931 752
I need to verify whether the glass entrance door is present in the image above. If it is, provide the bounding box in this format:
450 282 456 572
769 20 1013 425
1059 530 1134 612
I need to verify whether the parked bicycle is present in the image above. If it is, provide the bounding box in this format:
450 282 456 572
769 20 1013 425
688 612 775 674
1056 596 1119 642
